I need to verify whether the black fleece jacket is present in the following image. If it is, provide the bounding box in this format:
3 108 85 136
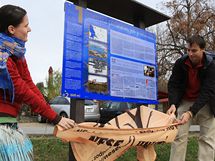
168 54 215 116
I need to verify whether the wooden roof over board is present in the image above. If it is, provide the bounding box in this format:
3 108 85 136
68 0 170 27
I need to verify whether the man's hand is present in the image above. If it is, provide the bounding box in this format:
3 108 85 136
178 111 192 125
167 105 178 123
57 117 76 130
167 104 176 115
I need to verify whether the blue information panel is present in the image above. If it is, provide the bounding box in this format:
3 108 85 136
62 2 158 104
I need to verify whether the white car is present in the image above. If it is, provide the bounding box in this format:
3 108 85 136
38 96 100 123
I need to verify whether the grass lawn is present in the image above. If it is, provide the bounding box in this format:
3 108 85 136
31 136 198 161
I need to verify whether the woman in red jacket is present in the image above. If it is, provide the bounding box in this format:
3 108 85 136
0 4 75 161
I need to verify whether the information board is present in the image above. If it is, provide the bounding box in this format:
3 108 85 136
62 2 158 104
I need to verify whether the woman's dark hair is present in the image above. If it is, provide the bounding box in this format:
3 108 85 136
187 35 206 49
0 4 26 33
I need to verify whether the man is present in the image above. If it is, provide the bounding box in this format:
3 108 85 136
167 35 215 161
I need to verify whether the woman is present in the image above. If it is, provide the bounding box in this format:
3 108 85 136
0 4 75 161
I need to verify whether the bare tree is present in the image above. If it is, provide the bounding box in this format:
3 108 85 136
157 0 215 79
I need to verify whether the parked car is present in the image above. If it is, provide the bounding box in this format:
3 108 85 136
37 96 100 123
99 101 136 124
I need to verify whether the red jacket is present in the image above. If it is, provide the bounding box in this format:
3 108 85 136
0 56 61 124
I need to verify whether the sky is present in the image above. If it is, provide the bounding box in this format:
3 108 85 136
0 0 166 84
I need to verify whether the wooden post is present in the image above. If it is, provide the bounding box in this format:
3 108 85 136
69 98 84 161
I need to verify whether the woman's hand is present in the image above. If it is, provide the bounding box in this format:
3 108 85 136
57 117 76 130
